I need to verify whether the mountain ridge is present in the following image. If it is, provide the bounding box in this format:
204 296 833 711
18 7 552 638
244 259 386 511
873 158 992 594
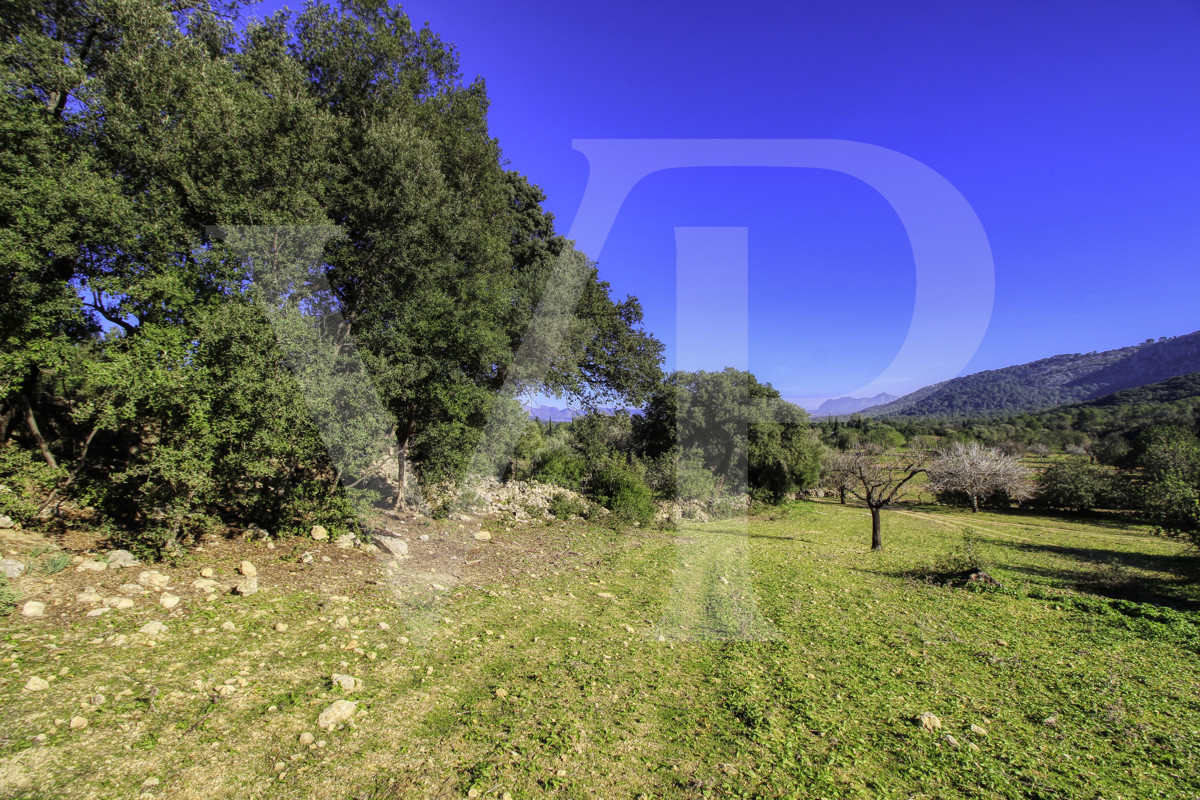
861 331 1200 419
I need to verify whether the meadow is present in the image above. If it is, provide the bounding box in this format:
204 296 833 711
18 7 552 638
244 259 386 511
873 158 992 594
2 502 1198 800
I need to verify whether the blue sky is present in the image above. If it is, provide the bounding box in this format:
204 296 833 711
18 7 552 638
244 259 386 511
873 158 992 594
247 0 1200 408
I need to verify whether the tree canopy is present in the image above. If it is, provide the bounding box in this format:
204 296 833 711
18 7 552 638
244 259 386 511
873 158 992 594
0 0 662 547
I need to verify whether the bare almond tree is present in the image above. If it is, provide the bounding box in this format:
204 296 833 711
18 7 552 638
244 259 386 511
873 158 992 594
824 444 931 550
926 441 1033 513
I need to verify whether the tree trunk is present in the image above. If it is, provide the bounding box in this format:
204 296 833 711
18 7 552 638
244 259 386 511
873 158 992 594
870 506 883 550
393 418 414 511
22 395 58 470
970 494 979 513
839 487 846 505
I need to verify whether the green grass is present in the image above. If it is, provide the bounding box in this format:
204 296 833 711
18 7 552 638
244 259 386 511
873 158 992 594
1 503 1198 799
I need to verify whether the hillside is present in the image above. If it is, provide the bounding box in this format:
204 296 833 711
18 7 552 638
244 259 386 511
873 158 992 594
1078 369 1200 408
863 331 1200 419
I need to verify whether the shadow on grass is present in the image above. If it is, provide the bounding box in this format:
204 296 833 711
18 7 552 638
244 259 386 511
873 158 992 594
984 538 1200 612
902 503 1151 532
858 534 1200 613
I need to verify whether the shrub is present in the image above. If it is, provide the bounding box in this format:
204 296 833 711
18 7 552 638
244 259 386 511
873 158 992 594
588 462 655 527
531 450 588 492
547 492 586 520
1033 458 1119 513
0 443 61 522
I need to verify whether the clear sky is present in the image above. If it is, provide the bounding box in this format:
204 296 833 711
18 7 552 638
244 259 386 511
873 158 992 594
247 0 1200 409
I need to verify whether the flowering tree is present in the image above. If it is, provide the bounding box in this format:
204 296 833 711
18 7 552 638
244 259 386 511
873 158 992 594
927 441 1033 513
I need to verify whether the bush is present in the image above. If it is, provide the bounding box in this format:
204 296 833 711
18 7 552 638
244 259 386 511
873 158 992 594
0 443 61 522
588 462 655 527
1033 458 1122 513
547 492 586 520
531 450 588 492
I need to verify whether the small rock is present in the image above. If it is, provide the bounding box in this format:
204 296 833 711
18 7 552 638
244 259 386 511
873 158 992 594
596 592 615 599
77 589 102 603
221 621 236 631
160 594 180 609
299 732 315 745
216 685 236 697
473 531 491 542
373 535 408 557
918 712 942 732
22 601 45 618
431 583 448 592
119 584 147 596
494 688 508 699
331 673 358 692
334 534 355 549
103 597 135 609
320 555 331 562
77 559 107 572
970 723 987 736
139 621 168 636
967 741 980 752
1043 716 1058 728
317 699 357 730
418 534 430 542
0 558 25 578
377 622 390 630
89 693 105 706
334 615 349 628
239 561 257 577
141 777 160 789
106 550 140 568
68 715 88 730
86 607 111 617
311 525 329 541
501 793 514 800
137 570 170 590
274 622 289 632
246 525 270 540
0 515 13 529
233 576 258 596
300 552 315 564
200 567 215 578
943 734 961 748
25 676 50 691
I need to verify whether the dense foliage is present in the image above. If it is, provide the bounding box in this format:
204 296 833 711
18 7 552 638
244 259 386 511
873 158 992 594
0 0 663 549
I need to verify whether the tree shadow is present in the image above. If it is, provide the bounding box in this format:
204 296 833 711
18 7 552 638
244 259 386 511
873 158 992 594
982 539 1200 612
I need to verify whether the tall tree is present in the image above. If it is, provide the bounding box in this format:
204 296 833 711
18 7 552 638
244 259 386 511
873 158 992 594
636 368 821 500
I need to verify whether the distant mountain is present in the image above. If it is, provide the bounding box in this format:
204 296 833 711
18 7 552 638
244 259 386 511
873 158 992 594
525 405 620 422
864 331 1200 419
814 393 900 417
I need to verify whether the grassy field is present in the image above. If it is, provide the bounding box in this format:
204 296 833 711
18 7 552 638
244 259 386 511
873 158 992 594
2 501 1199 799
